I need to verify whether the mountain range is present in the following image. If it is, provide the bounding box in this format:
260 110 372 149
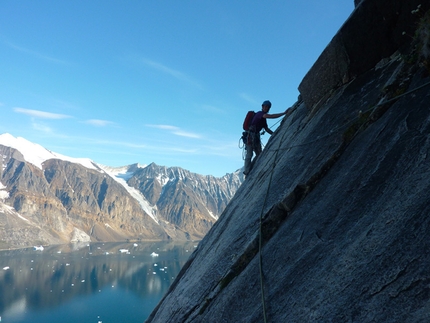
0 133 244 249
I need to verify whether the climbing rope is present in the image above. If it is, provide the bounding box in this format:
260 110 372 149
257 116 290 323
254 78 430 321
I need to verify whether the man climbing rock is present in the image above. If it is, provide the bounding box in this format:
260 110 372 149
243 100 291 176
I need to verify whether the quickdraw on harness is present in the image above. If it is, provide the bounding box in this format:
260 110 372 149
239 110 254 152
239 113 266 159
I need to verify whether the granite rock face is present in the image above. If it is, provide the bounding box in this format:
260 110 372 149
299 0 430 110
146 2 430 322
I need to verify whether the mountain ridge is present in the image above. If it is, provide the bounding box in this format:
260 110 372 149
0 133 243 249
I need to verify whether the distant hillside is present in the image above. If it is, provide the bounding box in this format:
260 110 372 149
0 134 244 249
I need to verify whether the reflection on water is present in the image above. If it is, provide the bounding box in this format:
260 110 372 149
0 241 196 323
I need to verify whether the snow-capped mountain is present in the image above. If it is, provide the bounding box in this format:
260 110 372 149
0 132 97 170
0 133 244 249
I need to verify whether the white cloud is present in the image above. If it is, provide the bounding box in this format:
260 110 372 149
61 137 148 150
142 58 188 80
145 145 198 154
84 119 114 127
201 104 226 114
48 98 81 111
239 93 259 105
148 124 178 131
5 41 69 65
146 124 202 139
135 56 203 89
169 147 198 153
32 122 53 134
14 108 72 119
172 130 201 139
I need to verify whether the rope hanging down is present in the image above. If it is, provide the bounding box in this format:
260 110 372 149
257 116 290 323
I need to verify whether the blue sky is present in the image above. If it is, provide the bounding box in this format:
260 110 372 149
0 1 353 177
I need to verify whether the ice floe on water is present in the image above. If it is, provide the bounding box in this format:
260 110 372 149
0 241 196 323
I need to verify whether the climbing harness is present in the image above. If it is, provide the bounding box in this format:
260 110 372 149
239 130 266 161
237 130 266 160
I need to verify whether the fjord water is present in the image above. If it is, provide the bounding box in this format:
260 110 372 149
0 241 196 323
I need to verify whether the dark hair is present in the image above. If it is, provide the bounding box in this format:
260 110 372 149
262 100 272 108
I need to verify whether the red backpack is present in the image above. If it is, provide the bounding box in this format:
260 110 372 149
243 111 255 131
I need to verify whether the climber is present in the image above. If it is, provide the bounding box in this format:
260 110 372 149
243 100 290 176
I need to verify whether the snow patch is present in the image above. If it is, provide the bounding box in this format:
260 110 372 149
16 213 29 222
207 210 219 220
97 164 159 223
156 173 170 187
0 203 30 222
0 182 9 200
70 227 91 242
0 133 97 170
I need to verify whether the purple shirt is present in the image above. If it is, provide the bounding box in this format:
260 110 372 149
251 111 268 132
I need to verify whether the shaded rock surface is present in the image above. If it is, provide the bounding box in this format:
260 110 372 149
146 1 430 322
299 0 429 110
